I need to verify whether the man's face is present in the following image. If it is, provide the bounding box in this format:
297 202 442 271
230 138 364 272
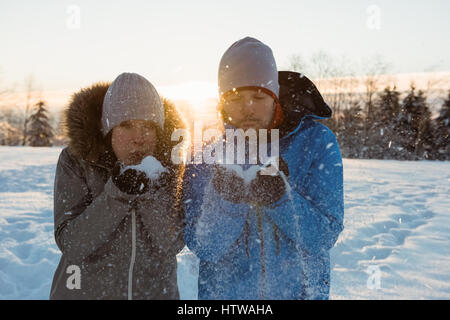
111 119 158 166
221 89 275 130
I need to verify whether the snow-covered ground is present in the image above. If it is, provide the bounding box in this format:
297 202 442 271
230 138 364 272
331 159 450 299
0 146 449 299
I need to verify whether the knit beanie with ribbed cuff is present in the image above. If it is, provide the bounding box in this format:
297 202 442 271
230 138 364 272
101 72 164 136
218 37 280 99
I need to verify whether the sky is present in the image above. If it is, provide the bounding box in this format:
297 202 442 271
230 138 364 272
0 0 449 106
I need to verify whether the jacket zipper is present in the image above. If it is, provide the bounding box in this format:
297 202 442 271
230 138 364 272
256 205 266 300
85 159 138 299
128 208 137 300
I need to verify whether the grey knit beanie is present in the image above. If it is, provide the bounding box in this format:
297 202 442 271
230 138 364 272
218 37 279 98
101 72 164 136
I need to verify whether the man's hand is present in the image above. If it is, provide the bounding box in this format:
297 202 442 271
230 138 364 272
248 157 290 206
112 161 150 195
212 165 248 204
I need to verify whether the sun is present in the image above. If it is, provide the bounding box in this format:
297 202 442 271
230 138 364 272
158 82 219 123
159 82 217 108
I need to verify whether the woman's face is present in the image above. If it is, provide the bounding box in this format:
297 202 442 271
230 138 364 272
221 89 275 130
111 119 158 165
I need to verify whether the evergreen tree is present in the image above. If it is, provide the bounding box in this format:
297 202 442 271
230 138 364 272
338 102 365 158
368 86 404 159
433 91 450 160
26 100 54 147
396 86 434 160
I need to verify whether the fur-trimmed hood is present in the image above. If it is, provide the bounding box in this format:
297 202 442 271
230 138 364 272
62 82 187 168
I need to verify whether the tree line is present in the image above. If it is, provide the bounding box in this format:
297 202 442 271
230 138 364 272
0 99 55 147
0 73 63 147
322 86 450 160
287 51 449 161
1 61 449 160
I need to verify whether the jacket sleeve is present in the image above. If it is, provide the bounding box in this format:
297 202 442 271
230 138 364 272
183 163 249 263
53 148 139 262
265 128 344 255
138 180 185 257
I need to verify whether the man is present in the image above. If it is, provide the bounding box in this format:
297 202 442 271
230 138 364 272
184 37 344 299
50 73 186 299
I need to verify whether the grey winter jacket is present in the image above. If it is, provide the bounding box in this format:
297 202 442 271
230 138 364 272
49 83 186 300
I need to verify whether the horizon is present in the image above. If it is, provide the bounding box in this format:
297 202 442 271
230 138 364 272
2 71 448 115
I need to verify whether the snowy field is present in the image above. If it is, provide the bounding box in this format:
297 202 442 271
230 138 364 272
0 146 449 300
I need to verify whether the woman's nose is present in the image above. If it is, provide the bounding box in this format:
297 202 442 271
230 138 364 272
131 130 145 145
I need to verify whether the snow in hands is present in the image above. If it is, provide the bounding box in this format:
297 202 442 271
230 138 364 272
219 155 282 184
122 155 167 180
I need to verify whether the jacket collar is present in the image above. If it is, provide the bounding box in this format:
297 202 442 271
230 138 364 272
278 71 332 139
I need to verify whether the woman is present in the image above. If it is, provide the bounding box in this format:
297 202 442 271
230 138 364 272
50 72 186 299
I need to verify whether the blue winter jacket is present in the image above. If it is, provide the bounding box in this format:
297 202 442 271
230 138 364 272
183 71 344 300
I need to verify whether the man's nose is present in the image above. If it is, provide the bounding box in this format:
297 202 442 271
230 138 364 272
242 98 255 115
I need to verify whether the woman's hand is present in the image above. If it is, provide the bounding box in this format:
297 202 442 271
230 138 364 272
112 161 150 195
